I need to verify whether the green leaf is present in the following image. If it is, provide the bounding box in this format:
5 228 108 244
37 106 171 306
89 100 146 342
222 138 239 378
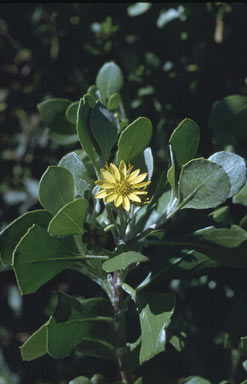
167 145 178 214
132 147 153 181
48 295 113 359
208 151 247 197
102 252 148 273
58 152 91 198
20 293 113 361
96 62 123 104
127 3 152 17
169 118 200 168
117 117 152 163
76 97 98 168
0 210 52 266
77 338 117 363
39 166 74 215
37 98 75 135
136 291 175 364
241 336 247 354
194 225 247 248
182 377 211 384
69 378 92 384
178 158 230 209
107 93 121 111
13 225 77 294
233 182 247 206
208 95 247 145
90 102 118 162
48 131 78 145
48 198 88 236
65 101 80 125
20 322 48 361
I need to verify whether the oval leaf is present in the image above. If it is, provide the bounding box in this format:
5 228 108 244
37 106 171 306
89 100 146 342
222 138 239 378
169 118 200 168
37 98 75 135
117 117 152 163
208 95 247 145
179 158 230 209
0 210 52 266
39 166 74 215
208 151 247 197
96 62 123 103
13 225 77 294
65 101 80 125
76 97 98 168
58 152 91 197
48 198 89 236
194 225 247 248
233 182 247 206
90 102 118 162
102 251 148 273
69 378 92 384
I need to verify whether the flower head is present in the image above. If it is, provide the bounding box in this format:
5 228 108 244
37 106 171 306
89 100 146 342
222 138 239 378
95 160 150 212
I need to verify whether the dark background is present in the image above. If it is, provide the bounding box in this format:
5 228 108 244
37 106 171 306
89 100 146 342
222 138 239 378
1 3 247 383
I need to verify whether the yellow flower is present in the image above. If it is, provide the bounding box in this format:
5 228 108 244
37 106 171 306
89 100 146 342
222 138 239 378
95 160 150 212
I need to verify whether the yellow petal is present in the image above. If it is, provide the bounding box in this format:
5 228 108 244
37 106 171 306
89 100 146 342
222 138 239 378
101 169 116 183
95 180 114 189
129 173 148 184
119 160 127 179
110 163 121 181
122 196 130 211
128 193 141 203
114 195 123 207
95 190 108 198
104 193 117 202
128 169 140 182
133 181 151 189
133 190 148 195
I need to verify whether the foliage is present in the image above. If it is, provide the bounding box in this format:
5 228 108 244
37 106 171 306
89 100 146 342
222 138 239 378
1 3 247 384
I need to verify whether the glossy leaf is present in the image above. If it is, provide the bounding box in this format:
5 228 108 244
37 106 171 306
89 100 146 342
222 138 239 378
117 117 152 163
13 225 77 294
102 251 148 273
96 62 123 104
208 151 247 197
76 97 98 168
0 210 52 266
48 198 89 236
90 102 118 162
65 101 80 125
208 95 247 145
58 152 91 198
136 291 175 364
169 118 200 168
179 158 230 209
37 98 75 135
39 166 74 215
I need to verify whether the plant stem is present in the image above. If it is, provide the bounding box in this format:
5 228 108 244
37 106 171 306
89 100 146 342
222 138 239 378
112 270 131 383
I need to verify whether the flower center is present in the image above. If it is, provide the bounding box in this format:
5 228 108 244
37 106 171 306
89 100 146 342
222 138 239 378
114 180 133 196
